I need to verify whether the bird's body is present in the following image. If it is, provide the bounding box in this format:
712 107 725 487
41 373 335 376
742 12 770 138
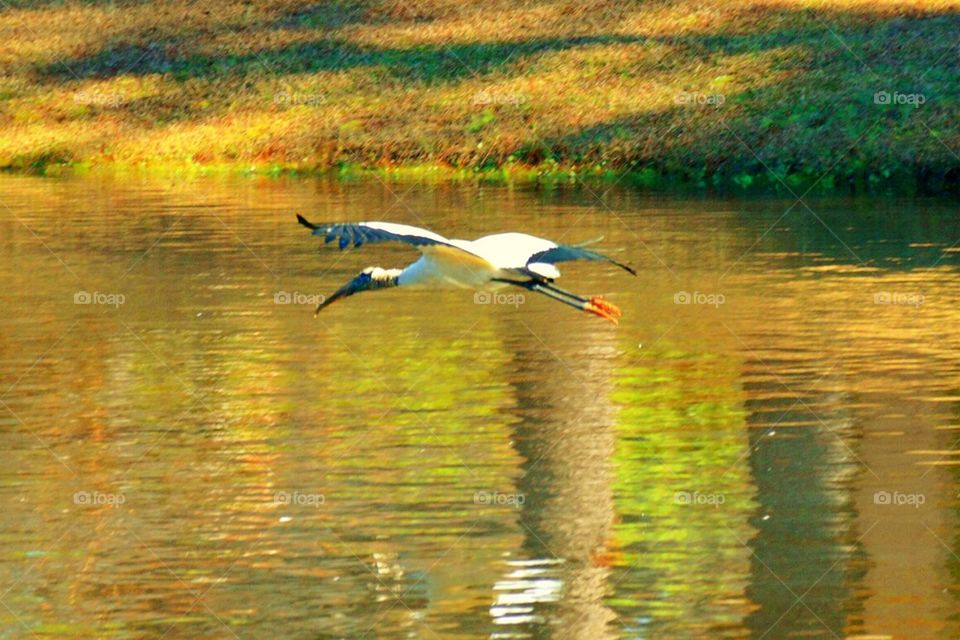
296 216 635 323
399 234 560 289
399 249 496 288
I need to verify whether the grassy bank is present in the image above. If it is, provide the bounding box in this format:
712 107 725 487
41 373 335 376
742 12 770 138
1 0 959 193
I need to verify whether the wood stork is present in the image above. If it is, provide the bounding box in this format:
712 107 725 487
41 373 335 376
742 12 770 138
296 215 635 324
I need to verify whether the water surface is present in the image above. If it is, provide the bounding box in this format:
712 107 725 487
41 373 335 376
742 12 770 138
1 174 959 639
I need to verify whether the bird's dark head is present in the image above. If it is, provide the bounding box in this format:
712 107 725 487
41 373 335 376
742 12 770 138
315 267 401 315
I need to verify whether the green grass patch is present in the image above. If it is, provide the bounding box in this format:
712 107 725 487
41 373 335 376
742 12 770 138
0 0 957 194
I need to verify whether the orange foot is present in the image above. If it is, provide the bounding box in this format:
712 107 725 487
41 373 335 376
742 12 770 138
585 296 622 324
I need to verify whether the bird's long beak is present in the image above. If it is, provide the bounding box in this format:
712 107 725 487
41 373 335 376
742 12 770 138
315 277 364 315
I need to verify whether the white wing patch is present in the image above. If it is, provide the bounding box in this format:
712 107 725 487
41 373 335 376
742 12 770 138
465 233 558 269
361 221 450 244
526 262 561 279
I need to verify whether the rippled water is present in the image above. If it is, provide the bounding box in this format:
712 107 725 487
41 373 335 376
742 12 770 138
1 173 959 639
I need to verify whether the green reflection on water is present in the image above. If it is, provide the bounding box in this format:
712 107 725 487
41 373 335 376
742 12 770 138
0 174 959 639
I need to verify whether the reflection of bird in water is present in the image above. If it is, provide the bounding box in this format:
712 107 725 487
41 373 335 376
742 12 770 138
490 557 566 625
296 216 635 323
367 551 429 607
489 332 620 639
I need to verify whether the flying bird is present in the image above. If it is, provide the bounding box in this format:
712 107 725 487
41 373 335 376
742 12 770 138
296 215 635 324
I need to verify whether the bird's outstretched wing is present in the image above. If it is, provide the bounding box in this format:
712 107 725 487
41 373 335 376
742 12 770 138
527 244 637 276
296 215 452 250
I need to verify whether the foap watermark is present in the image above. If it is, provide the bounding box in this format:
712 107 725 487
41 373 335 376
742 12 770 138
474 491 525 508
674 290 725 307
474 291 525 307
74 490 125 508
674 491 726 507
472 89 526 106
873 91 925 107
274 490 325 508
874 490 925 508
874 291 924 307
274 291 325 306
73 90 124 107
74 290 125 307
273 91 325 106
674 91 725 107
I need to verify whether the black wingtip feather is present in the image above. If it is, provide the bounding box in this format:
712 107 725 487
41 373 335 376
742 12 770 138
296 214 318 230
530 244 637 276
615 260 638 276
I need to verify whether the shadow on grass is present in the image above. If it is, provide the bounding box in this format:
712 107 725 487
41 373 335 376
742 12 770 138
15 2 960 194
34 34 647 83
526 9 960 194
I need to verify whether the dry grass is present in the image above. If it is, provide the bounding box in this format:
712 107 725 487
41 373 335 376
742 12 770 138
1 0 958 191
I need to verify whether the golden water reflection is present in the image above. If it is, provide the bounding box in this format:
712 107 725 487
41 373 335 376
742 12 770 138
0 174 959 638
